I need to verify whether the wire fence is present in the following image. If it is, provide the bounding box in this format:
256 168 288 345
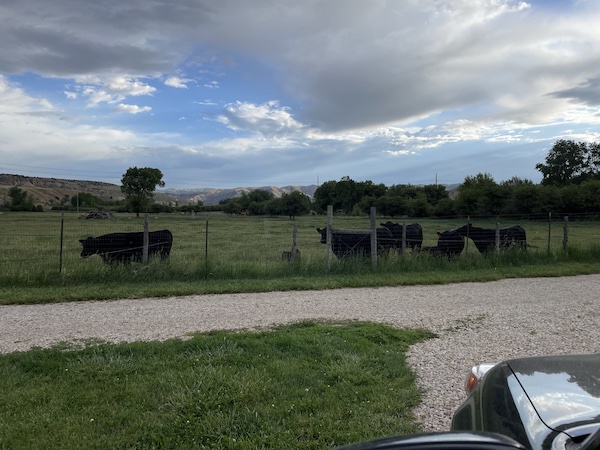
0 210 599 279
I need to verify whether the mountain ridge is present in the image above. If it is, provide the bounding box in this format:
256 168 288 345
0 173 318 207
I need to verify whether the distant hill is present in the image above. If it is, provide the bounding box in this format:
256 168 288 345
0 174 125 207
0 174 318 208
162 185 318 206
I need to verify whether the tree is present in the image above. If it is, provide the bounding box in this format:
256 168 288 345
422 184 449 206
8 186 35 211
71 192 102 209
279 191 311 220
121 167 165 217
535 140 600 186
312 177 364 215
455 173 508 216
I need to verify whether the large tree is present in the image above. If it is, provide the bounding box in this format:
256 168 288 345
535 139 600 186
7 186 35 211
121 167 165 217
279 191 311 220
455 173 508 216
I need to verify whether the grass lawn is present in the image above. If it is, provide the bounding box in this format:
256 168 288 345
0 321 435 450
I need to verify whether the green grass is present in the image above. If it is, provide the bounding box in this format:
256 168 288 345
1 212 600 304
0 321 435 450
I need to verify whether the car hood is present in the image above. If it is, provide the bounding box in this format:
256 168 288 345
506 353 600 448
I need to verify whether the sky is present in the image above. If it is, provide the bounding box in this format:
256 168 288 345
1 0 600 190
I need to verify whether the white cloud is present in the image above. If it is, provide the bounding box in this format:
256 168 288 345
82 87 122 107
0 76 140 166
113 104 152 114
106 76 156 96
204 81 219 89
164 76 193 88
218 100 304 137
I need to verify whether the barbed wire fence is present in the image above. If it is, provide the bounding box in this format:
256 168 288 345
0 209 597 279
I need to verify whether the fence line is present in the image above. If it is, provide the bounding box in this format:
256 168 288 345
0 211 597 278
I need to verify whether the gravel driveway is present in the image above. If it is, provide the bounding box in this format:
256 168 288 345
2 274 599 431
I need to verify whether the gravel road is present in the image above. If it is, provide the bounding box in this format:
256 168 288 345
2 274 599 431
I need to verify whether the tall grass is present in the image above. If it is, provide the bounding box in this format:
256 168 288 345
1 212 600 304
0 321 435 450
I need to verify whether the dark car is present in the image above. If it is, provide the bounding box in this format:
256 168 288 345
451 353 600 450
335 353 600 450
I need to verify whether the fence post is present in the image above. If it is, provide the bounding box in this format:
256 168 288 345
143 214 149 265
402 220 407 253
563 216 569 253
495 223 500 254
205 216 209 263
465 216 470 255
59 213 64 274
370 207 377 267
291 224 298 261
547 212 552 255
326 205 333 271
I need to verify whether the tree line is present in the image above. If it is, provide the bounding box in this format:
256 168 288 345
225 139 600 218
3 140 600 217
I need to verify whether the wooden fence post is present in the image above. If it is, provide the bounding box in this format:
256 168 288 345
495 223 500 254
205 216 209 264
143 214 149 265
465 216 470 255
326 205 333 271
59 213 64 274
563 216 569 253
370 207 377 267
402 220 407 253
547 212 552 255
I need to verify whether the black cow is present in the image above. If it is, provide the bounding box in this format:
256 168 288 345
316 227 394 259
79 230 173 263
380 222 423 251
452 224 527 254
423 231 465 258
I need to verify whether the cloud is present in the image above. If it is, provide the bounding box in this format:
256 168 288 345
2 1 600 188
0 76 150 172
217 100 304 137
113 104 152 114
68 75 156 107
550 77 600 106
165 76 194 88
105 76 156 96
2 0 600 133
82 87 122 107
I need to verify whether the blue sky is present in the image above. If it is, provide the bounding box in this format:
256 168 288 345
1 0 600 189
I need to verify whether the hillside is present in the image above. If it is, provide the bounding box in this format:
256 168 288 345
0 174 125 207
0 174 318 208
163 185 318 206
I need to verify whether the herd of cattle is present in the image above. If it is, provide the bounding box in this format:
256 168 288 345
77 222 527 264
316 222 527 259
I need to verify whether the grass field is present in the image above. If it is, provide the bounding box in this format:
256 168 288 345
1 211 600 304
0 321 434 450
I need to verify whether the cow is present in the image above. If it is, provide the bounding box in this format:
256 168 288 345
79 229 173 263
423 231 465 258
316 227 394 259
452 224 527 254
380 222 423 252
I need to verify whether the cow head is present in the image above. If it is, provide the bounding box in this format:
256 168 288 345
316 227 327 244
79 237 99 258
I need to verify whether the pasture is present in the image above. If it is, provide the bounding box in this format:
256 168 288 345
1 211 600 304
